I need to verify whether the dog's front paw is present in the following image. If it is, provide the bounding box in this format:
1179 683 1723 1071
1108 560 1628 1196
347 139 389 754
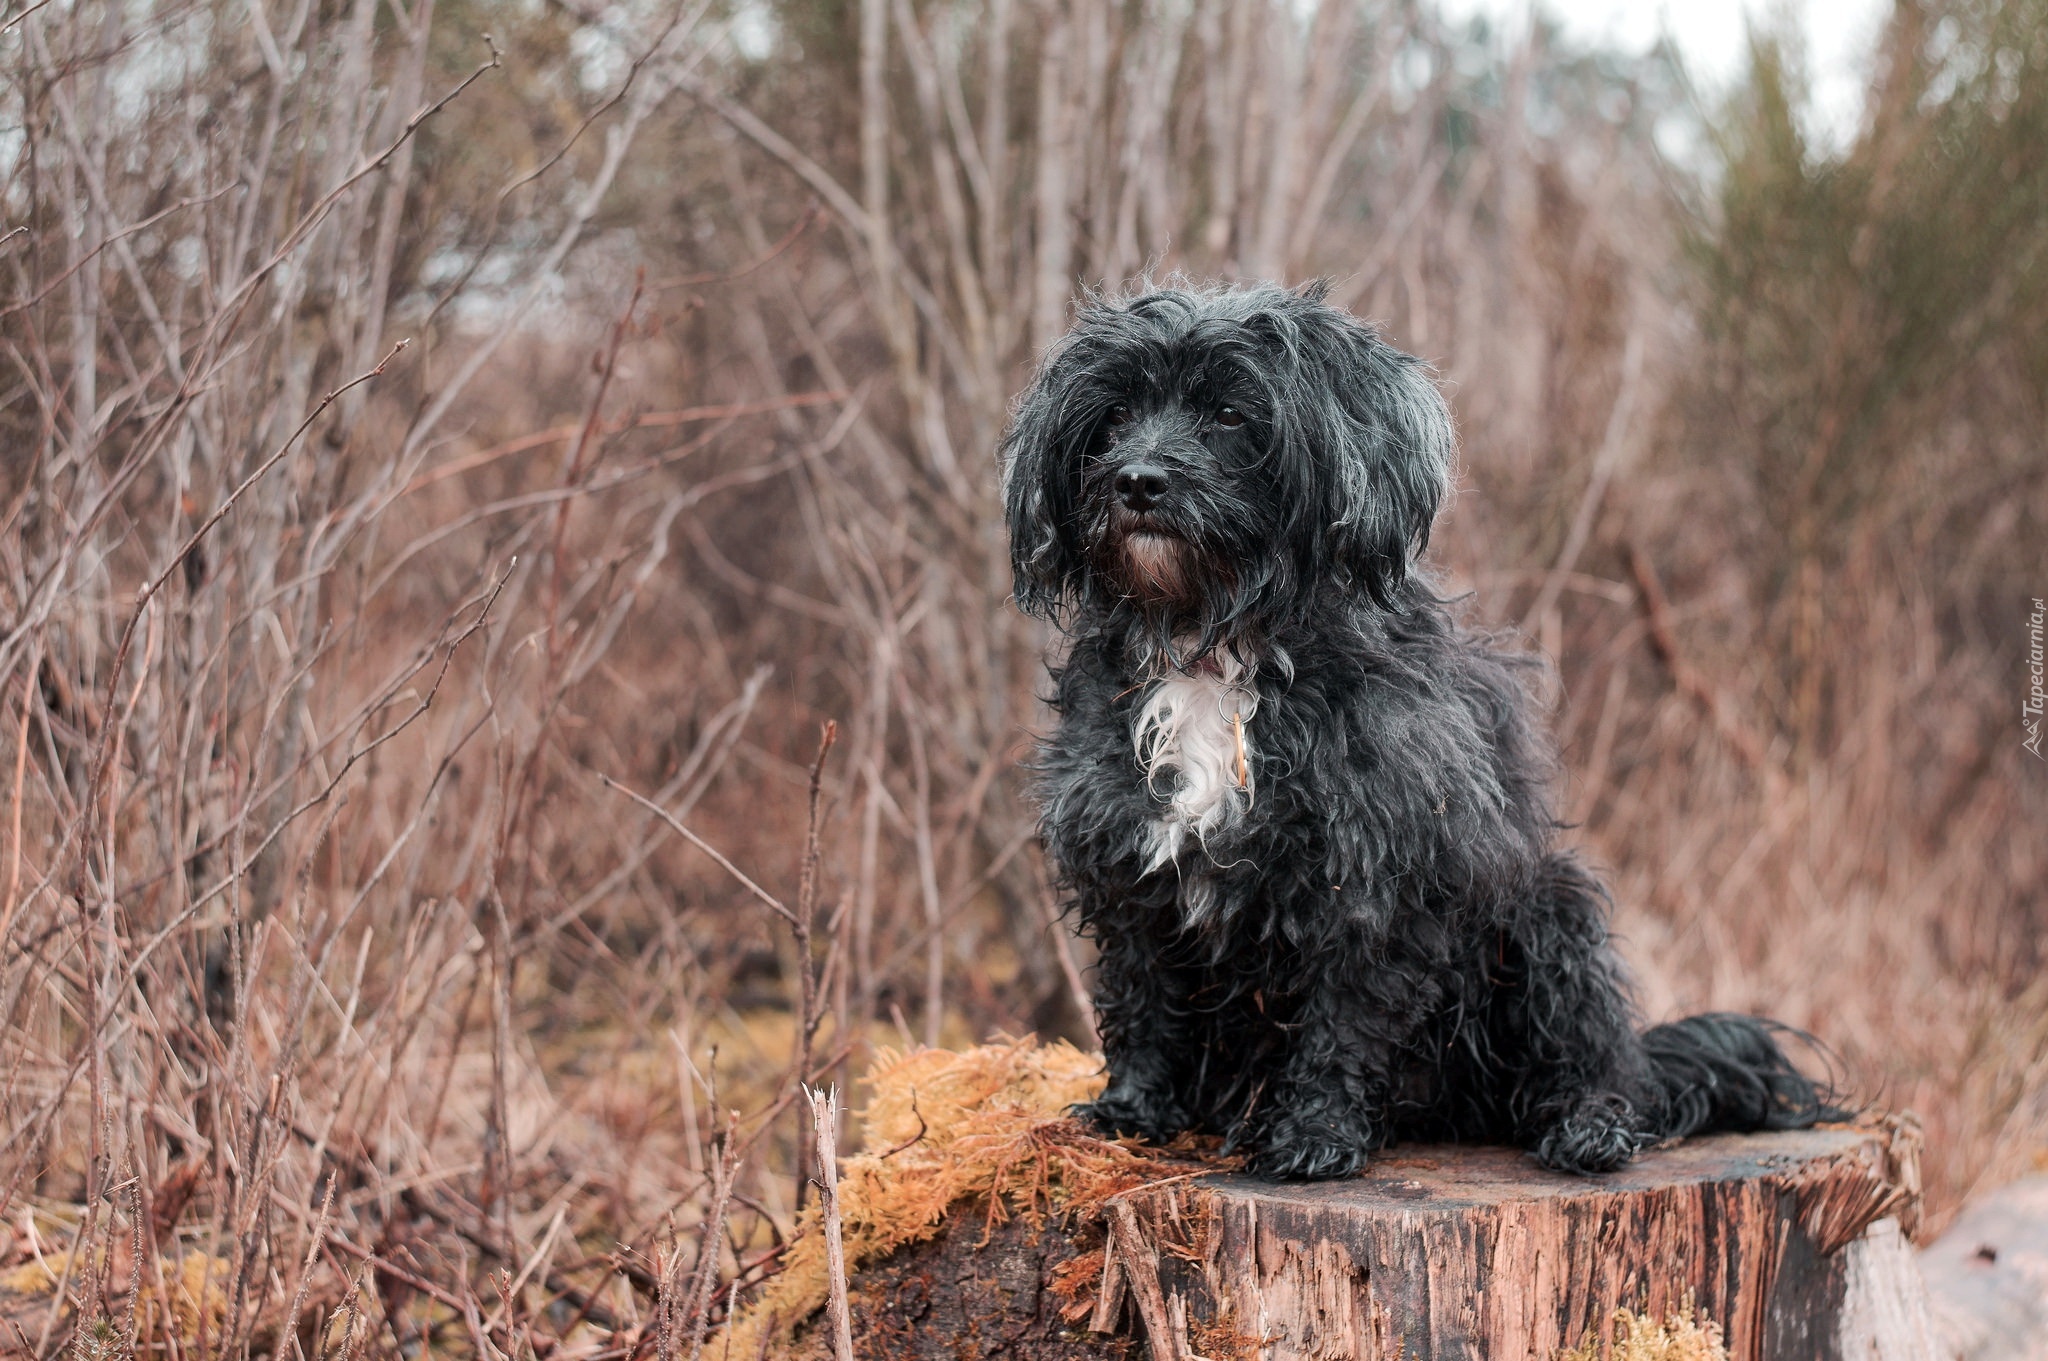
1074 1082 1190 1145
1246 1114 1373 1181
1534 1093 1653 1174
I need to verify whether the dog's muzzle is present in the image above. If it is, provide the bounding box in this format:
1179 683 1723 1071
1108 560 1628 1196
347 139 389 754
1121 531 1188 599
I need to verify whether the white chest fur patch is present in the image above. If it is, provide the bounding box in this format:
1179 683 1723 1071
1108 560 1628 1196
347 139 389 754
1134 653 1257 873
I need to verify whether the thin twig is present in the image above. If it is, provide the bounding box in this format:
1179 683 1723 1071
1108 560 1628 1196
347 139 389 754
400 390 846 494
1627 544 1774 775
679 1115 739 1361
808 1087 856 1361
598 774 796 925
1521 324 1646 637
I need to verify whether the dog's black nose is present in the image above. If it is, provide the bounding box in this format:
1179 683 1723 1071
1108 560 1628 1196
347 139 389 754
1114 464 1170 511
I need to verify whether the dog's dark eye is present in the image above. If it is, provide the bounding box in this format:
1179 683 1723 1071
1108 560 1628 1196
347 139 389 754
1106 404 1133 427
1215 406 1245 429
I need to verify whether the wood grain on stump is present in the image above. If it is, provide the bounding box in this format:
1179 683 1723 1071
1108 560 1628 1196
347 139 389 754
793 1123 1938 1361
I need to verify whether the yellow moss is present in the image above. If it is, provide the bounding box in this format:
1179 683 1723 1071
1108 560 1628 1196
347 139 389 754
1 1250 230 1349
141 1253 233 1346
857 1035 1105 1149
0 1255 65 1296
1560 1305 1729 1361
720 1036 1180 1360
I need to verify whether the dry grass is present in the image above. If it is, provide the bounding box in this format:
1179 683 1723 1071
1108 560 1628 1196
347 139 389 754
0 0 2042 1355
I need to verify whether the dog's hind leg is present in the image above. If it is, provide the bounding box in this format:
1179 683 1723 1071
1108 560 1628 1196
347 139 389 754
1491 856 1832 1172
1490 854 1666 1174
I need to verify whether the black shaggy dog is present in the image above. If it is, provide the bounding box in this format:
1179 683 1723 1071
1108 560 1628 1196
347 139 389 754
1001 281 1830 1181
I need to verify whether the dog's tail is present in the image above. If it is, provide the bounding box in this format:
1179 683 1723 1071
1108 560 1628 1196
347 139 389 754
1642 1013 1840 1139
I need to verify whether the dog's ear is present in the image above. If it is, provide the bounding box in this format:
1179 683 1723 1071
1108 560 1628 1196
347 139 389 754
999 342 1088 620
1300 307 1455 608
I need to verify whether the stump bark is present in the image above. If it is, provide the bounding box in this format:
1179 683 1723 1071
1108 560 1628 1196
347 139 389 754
795 1123 1939 1361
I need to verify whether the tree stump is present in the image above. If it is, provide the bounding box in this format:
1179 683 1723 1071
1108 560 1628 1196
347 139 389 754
1103 1125 1937 1361
793 1122 1942 1361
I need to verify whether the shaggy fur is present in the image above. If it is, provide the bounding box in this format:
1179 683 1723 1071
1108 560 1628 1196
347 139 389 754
1001 281 1831 1180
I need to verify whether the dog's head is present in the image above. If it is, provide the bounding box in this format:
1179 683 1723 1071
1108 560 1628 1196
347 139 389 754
1000 281 1455 655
